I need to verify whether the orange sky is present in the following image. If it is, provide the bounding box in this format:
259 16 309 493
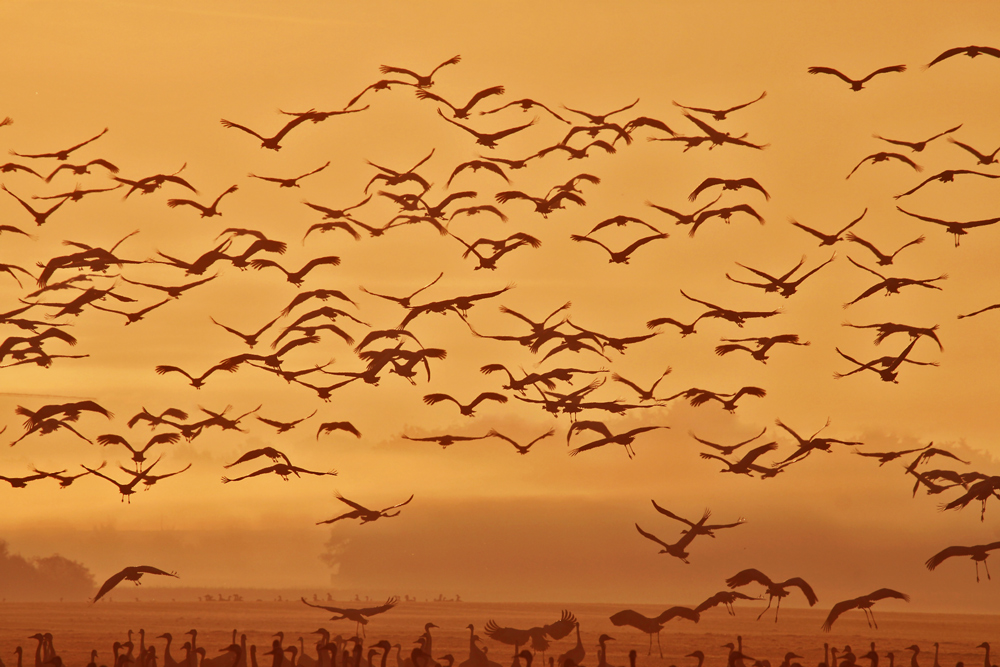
1 1 999 615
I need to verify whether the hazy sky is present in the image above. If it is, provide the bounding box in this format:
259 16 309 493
1 0 999 615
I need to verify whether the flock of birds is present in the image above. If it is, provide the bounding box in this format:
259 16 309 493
2 43 1000 632
1 617 997 667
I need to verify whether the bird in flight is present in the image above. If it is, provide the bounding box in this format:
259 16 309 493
688 177 769 201
570 232 668 264
948 137 1000 165
316 493 414 525
925 541 1000 582
807 64 906 90
896 205 1000 247
486 428 556 455
93 566 178 603
436 110 536 149
220 111 332 151
300 596 399 636
926 45 1000 68
380 55 461 88
672 92 767 121
844 232 924 265
248 162 330 188
821 589 909 631
167 185 238 217
726 568 819 621
422 392 508 416
874 124 962 152
847 152 922 179
789 209 867 245
10 127 108 160
416 86 505 119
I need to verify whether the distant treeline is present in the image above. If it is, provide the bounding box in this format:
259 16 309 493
0 540 94 601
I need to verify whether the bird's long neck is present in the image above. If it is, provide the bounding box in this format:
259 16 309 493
33 638 44 667
250 647 258 667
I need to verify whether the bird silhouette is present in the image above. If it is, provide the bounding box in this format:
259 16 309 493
695 591 761 616
651 502 746 537
249 162 330 188
874 124 962 152
481 98 569 122
843 257 947 307
679 290 782 327
437 110 536 149
255 410 317 434
167 185 238 217
402 432 491 448
689 177 769 201
209 316 279 348
808 65 906 90
570 233 668 264
416 86 505 118
316 493 414 524
300 597 399 636
610 368 672 402
895 205 1000 246
495 189 585 218
44 159 119 183
727 255 835 298
821 589 909 631
775 418 862 463
853 443 931 466
423 392 508 416
842 321 943 351
447 160 511 187
95 432 181 469
2 185 70 225
948 137 1000 165
533 140 617 160
365 150 434 192
681 113 768 149
715 334 810 363
219 113 323 151
699 442 781 477
486 428 555 455
317 421 361 439
726 568 818 621
608 608 699 657
221 463 336 483
569 425 668 458
896 168 999 199
114 164 197 197
93 566 178 602
10 127 108 160
690 426 768 456
673 92 767 120
155 360 239 389
562 99 639 125
926 45 1000 68
380 55 460 87
844 232 924 265
250 256 341 286
847 152 922 179
224 447 294 469
925 541 1000 582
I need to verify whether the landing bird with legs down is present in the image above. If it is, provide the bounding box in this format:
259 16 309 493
821 589 909 631
608 608 699 657
725 568 819 622
300 597 399 637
